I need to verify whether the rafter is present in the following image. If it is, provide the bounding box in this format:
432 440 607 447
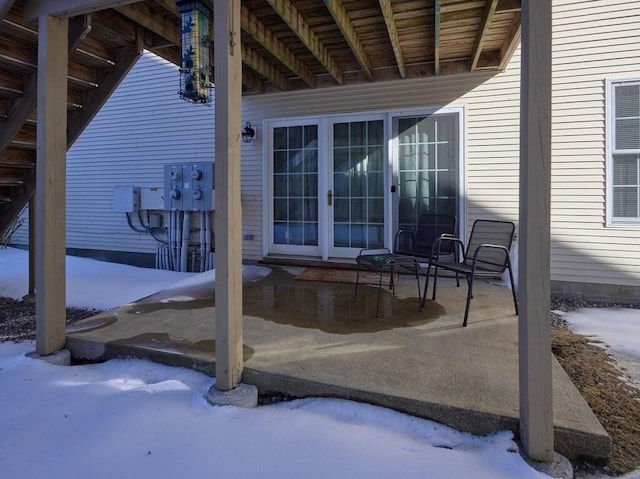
0 167 33 235
23 0 139 21
323 0 373 81
499 11 521 70
114 3 179 47
471 0 499 71
242 68 265 94
434 0 441 75
241 5 315 88
265 0 343 85
68 37 143 146
497 0 521 13
241 44 289 91
378 0 404 78
0 15 89 153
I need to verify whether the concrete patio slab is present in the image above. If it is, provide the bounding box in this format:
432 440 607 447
66 266 611 462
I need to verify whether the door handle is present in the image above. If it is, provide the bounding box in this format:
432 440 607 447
327 189 333 206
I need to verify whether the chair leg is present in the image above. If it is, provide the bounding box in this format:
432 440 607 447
506 262 518 316
462 274 473 327
414 264 422 312
375 267 384 317
431 265 439 301
354 266 361 298
421 263 432 308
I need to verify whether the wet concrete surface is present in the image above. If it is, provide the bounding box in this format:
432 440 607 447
65 265 611 462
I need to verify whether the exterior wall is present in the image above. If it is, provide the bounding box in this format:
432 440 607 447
12 52 216 261
241 63 523 261
550 0 640 294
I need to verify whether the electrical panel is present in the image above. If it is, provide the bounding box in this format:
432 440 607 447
164 162 215 211
113 185 140 212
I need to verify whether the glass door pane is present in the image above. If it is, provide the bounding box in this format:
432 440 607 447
397 113 458 233
272 124 319 253
331 119 385 254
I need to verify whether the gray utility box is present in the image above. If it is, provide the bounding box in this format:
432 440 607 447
164 162 215 211
113 185 141 212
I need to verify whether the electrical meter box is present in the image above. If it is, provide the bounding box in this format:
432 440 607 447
113 185 140 212
164 162 215 211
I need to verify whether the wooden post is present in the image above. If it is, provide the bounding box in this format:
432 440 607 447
214 0 244 390
35 14 68 356
518 0 554 462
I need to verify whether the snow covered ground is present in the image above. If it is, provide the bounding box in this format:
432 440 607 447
0 247 638 478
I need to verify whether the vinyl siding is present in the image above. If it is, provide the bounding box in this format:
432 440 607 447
550 0 640 287
12 52 216 255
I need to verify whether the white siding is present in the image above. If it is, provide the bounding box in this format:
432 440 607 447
550 0 640 287
13 52 216 255
240 63 523 261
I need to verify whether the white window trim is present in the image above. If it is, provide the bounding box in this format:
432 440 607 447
606 78 640 227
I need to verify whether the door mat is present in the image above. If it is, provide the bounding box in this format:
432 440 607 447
294 267 384 285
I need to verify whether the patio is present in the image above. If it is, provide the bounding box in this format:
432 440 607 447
65 265 610 462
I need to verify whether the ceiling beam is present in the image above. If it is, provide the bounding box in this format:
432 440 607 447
323 0 373 81
378 0 404 78
0 168 33 236
242 68 264 94
241 5 315 88
471 0 498 71
23 0 138 21
265 0 343 85
497 0 521 13
499 11 521 70
115 3 179 47
68 35 143 145
241 43 289 91
434 0 441 75
0 15 88 153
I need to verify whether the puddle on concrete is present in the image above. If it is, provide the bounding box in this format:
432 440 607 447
66 315 118 333
123 267 445 335
109 333 254 361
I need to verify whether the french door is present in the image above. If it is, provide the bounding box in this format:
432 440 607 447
328 116 387 257
267 109 461 259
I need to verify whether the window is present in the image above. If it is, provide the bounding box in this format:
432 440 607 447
608 80 640 224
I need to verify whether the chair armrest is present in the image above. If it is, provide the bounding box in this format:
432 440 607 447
470 243 511 273
431 235 464 260
394 229 416 254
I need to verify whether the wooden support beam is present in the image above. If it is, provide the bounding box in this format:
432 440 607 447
471 0 498 71
378 0 404 78
265 0 343 85
0 167 33 236
242 68 264 93
28 196 35 295
499 11 521 70
115 3 179 46
35 14 68 356
68 34 142 146
323 0 373 81
518 0 554 463
434 0 441 75
0 74 36 153
23 0 138 21
497 0 521 13
241 44 289 91
241 5 315 87
214 0 244 391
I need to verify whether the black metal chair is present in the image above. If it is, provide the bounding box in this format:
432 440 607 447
422 219 518 327
394 213 457 261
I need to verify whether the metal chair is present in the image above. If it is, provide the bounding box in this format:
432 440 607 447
422 219 518 327
394 213 457 261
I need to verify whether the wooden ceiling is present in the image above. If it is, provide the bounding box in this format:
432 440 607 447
0 0 521 235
